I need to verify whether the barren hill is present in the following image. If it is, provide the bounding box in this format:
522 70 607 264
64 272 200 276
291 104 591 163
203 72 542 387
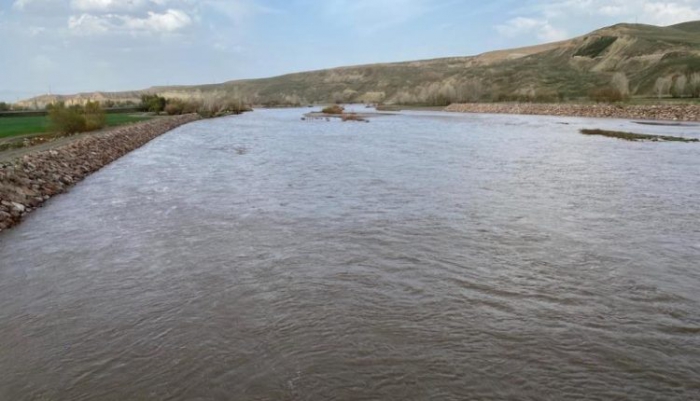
17 21 700 108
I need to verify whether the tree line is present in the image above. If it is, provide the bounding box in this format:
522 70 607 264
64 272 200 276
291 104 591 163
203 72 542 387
139 94 251 117
654 73 700 99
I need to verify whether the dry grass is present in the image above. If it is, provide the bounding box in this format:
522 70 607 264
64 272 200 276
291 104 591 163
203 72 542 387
580 129 699 142
340 113 368 122
321 105 345 114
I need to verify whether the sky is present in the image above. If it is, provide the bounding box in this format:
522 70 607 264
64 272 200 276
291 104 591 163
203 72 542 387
1 0 700 101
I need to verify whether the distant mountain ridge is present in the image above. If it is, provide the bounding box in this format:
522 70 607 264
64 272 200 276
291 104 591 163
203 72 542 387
17 21 700 108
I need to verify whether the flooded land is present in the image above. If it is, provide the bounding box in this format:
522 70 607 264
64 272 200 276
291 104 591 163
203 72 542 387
1 108 699 400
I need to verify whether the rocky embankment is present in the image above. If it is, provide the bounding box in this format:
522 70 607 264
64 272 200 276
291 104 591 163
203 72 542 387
0 114 200 232
445 103 700 122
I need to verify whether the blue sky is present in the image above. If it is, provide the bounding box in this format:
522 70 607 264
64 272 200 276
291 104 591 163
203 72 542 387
1 0 700 101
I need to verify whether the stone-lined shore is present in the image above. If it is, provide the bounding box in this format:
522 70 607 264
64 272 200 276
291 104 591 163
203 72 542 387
0 114 200 232
445 103 700 122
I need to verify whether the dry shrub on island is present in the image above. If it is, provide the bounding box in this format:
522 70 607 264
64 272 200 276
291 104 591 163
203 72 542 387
340 113 367 122
322 105 345 114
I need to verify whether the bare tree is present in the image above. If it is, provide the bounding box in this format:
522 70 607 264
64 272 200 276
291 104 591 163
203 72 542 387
688 73 700 98
456 79 484 102
416 82 457 106
439 83 457 105
283 94 302 106
671 75 688 98
654 77 672 99
359 91 385 104
393 90 417 105
611 72 630 97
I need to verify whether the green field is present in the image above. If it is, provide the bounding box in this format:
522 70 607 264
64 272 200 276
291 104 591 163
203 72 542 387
0 114 153 139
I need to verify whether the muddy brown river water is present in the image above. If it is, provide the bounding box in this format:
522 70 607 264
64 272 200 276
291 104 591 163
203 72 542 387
1 108 699 400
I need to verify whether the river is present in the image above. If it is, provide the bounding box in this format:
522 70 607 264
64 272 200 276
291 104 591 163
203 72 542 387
1 108 699 400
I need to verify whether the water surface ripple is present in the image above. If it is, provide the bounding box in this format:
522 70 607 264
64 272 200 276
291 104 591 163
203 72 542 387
1 108 699 400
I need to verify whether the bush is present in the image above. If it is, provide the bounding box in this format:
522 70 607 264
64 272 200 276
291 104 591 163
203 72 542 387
47 101 106 134
48 103 87 134
341 113 367 122
322 105 345 114
165 98 200 115
84 101 106 131
532 90 563 103
140 94 167 113
589 87 625 103
165 99 186 115
182 100 201 114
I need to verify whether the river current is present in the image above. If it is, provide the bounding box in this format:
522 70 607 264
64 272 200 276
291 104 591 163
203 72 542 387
1 108 699 400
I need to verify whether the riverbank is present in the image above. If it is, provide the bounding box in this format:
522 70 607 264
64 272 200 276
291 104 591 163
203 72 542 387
376 105 447 112
0 114 200 232
444 103 700 122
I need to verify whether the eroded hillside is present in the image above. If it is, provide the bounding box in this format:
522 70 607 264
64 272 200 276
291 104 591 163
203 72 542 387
17 21 700 108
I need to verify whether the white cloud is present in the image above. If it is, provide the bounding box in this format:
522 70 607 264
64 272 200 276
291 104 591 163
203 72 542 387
537 22 568 41
598 5 625 16
12 0 62 12
62 0 271 37
496 17 568 42
125 8 191 31
532 0 700 26
496 17 540 36
497 0 700 43
319 0 453 34
12 0 26 10
200 0 277 23
641 1 700 25
29 25 47 35
68 13 110 34
68 9 192 35
70 0 154 12
12 0 34 10
11 0 271 34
